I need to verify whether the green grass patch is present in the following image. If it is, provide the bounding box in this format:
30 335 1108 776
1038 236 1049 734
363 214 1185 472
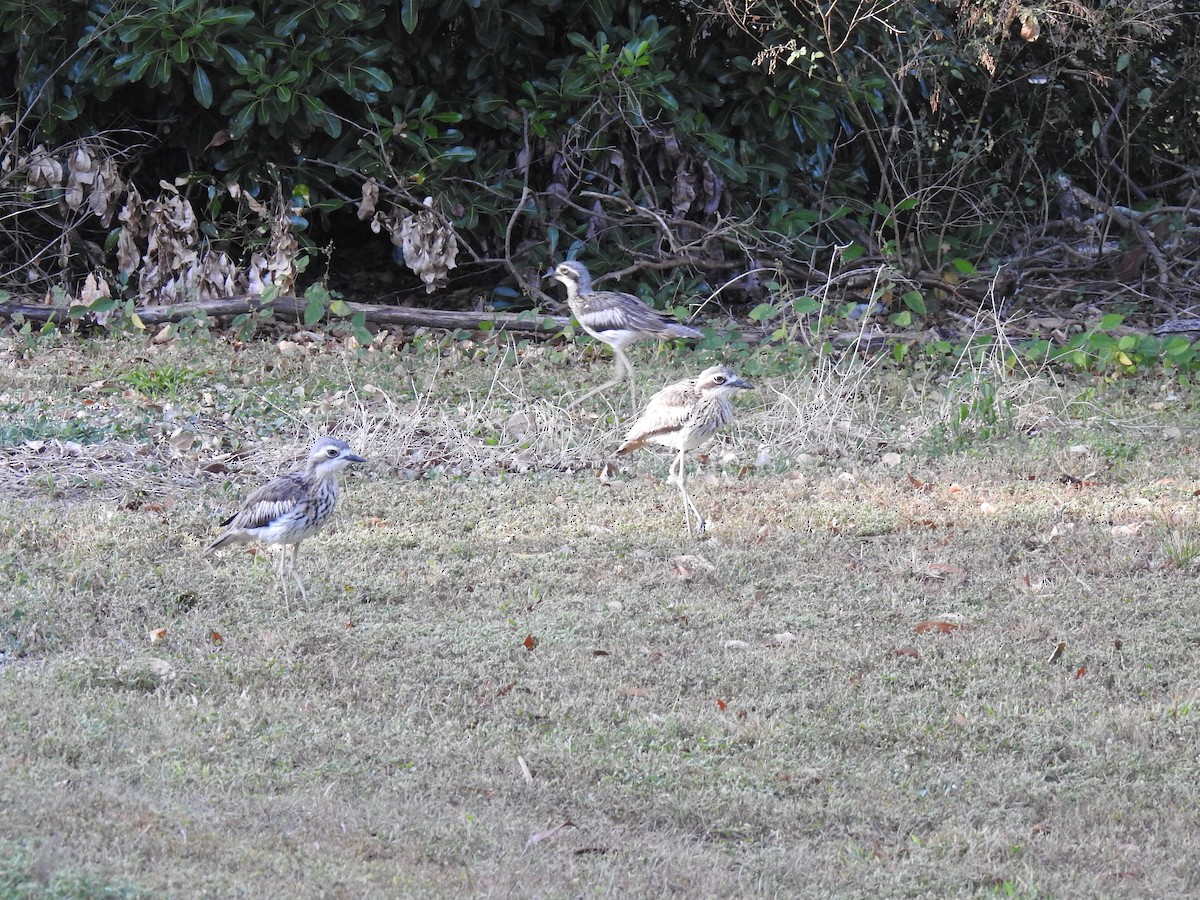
2 332 1200 895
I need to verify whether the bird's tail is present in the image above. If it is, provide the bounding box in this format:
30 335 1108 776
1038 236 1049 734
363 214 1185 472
206 532 235 554
663 322 703 341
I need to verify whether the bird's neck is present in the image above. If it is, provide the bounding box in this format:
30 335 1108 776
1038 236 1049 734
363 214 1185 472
307 467 339 486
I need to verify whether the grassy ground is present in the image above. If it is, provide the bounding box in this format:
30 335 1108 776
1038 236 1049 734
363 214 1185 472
2 329 1200 898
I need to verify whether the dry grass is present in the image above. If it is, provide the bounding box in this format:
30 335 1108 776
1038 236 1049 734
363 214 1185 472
3 331 1200 898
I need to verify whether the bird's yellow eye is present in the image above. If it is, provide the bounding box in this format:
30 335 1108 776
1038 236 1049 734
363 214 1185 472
713 376 726 384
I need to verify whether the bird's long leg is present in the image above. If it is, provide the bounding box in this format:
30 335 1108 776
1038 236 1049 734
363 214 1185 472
676 451 707 536
273 545 292 613
566 346 628 410
672 449 697 536
290 543 308 607
614 346 637 408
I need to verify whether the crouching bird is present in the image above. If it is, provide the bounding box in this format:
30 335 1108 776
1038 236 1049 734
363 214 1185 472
547 260 704 408
617 365 753 536
207 436 366 604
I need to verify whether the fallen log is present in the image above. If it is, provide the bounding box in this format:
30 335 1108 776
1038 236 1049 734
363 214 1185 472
0 294 571 334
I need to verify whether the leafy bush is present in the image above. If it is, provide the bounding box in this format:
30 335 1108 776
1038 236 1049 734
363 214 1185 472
0 0 1197 324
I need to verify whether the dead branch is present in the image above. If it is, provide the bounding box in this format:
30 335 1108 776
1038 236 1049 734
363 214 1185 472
0 294 570 333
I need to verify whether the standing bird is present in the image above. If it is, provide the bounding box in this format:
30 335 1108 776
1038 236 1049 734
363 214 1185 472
546 260 704 408
207 436 367 604
617 365 754 536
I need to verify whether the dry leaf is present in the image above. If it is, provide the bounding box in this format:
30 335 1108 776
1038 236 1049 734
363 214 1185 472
210 630 223 645
1048 642 1066 663
517 755 534 784
716 698 728 711
524 821 575 853
915 620 959 635
522 634 537 651
147 627 167 643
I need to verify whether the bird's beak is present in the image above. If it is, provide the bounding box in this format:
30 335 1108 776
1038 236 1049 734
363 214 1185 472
731 377 755 391
345 453 367 464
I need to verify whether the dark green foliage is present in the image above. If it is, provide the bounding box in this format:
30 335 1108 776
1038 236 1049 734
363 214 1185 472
0 0 1196 314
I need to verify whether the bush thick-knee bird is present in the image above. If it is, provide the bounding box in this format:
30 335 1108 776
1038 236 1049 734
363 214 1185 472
547 260 703 408
617 365 753 536
207 436 366 603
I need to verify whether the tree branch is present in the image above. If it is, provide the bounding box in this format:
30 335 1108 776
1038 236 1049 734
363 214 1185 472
0 294 570 333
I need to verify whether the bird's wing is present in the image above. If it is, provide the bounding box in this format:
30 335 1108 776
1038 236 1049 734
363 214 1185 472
577 290 702 340
617 381 700 452
574 289 654 334
223 472 306 530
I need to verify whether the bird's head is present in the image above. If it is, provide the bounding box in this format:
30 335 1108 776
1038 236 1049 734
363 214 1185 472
696 365 754 396
307 437 367 475
545 260 592 294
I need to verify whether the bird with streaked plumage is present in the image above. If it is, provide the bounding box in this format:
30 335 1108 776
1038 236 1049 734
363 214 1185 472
617 364 754 536
207 436 366 604
546 260 704 408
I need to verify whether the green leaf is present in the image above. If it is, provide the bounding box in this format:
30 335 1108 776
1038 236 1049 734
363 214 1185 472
506 5 545 35
400 0 419 33
198 7 255 27
274 9 304 36
902 291 927 315
841 244 866 263
192 65 213 108
792 296 820 315
351 311 372 345
566 32 594 52
126 54 154 81
440 146 476 162
359 66 393 92
329 299 352 317
230 104 255 138
949 257 976 275
303 293 325 326
311 102 342 137
1099 313 1124 330
748 302 777 323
